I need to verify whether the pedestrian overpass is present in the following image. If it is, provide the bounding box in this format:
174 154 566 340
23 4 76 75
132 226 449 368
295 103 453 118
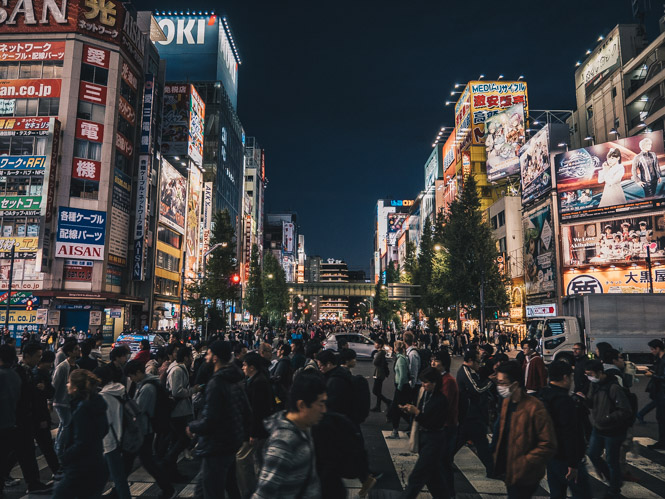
288 282 376 298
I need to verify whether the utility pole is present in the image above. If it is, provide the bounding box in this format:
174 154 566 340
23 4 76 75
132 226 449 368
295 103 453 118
480 269 486 339
646 244 654 294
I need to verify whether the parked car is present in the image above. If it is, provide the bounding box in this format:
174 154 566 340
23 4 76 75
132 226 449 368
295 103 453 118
112 333 166 355
322 333 377 359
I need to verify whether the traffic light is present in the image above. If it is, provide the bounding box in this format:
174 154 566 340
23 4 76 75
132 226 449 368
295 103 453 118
231 274 240 284
26 299 33 311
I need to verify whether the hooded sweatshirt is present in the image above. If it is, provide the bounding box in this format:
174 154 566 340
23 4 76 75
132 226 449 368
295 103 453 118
166 362 193 418
252 411 321 499
99 382 126 454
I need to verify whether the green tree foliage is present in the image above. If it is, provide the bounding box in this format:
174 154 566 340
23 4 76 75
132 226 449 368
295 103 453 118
202 210 238 329
245 244 264 319
440 174 509 332
184 279 206 329
262 252 289 326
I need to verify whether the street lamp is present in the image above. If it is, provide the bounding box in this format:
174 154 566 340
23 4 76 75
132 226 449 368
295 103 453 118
434 244 442 252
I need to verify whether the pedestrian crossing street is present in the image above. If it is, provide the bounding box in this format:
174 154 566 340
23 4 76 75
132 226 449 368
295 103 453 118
6 431 665 498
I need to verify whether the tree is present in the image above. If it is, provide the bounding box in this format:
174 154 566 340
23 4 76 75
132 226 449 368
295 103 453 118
262 253 289 326
414 217 440 332
184 279 206 329
245 244 264 321
440 174 509 334
203 210 238 330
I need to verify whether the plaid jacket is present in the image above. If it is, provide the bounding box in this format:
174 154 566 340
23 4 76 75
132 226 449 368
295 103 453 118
252 411 321 499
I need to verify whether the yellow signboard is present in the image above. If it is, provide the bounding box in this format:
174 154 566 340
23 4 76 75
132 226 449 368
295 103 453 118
0 237 39 252
0 310 38 324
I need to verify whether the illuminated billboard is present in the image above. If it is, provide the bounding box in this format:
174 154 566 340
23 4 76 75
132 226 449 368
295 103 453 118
564 266 665 294
485 103 525 182
155 14 239 109
162 84 189 157
523 201 556 301
188 85 205 167
185 167 202 279
556 131 665 221
159 160 186 233
562 213 664 267
469 81 528 144
580 35 620 97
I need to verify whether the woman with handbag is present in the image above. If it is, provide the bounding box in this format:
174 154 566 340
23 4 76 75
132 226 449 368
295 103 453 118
387 341 411 438
399 367 449 499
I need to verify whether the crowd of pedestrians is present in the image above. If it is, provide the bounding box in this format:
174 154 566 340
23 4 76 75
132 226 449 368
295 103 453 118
0 323 663 499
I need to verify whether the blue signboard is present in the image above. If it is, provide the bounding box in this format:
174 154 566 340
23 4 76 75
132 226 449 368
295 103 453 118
0 155 47 170
56 207 106 245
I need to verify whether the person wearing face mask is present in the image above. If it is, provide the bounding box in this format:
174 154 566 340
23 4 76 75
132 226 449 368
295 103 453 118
584 360 632 499
492 361 556 499
539 361 591 499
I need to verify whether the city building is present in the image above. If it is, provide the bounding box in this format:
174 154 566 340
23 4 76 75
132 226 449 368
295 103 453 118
263 213 297 282
242 136 265 293
318 258 349 320
373 199 413 283
0 0 166 339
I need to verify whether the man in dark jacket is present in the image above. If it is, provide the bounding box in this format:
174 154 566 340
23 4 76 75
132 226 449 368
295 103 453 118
243 352 275 454
455 348 494 475
572 343 590 395
317 349 354 421
187 340 251 499
32 350 59 477
647 339 665 449
584 360 632 499
0 344 21 497
371 339 391 412
540 361 591 499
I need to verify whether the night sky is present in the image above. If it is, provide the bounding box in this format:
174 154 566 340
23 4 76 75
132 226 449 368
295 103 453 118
142 0 656 273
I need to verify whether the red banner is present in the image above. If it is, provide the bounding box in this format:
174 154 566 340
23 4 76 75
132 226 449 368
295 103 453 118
121 61 137 90
82 44 110 69
115 132 133 157
75 119 104 143
72 157 101 181
79 81 107 105
0 79 61 98
0 117 51 131
117 95 135 125
0 41 66 61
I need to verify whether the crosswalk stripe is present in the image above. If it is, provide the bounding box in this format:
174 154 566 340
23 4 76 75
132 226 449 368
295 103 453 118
177 483 196 497
586 467 662 499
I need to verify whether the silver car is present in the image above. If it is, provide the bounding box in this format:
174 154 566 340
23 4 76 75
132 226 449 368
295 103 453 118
322 333 377 359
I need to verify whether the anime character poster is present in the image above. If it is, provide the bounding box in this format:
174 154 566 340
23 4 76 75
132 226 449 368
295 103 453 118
523 202 556 300
520 127 552 204
556 131 665 221
159 160 186 233
485 103 525 182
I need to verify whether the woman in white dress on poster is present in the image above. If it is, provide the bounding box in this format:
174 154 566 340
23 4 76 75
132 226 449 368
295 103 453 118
598 148 627 207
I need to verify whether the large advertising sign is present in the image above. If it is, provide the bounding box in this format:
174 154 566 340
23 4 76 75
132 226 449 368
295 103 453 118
282 222 294 254
485 103 525 181
521 127 552 204
564 266 665 294
188 85 204 167
159 160 186 233
556 131 665 221
200 182 213 261
0 156 46 172
562 213 664 267
55 207 106 260
109 169 131 266
524 202 557 301
0 41 66 61
0 79 61 98
387 213 407 246
469 81 528 144
185 167 202 279
132 155 149 280
162 84 188 157
155 14 239 109
581 35 620 97
0 117 51 132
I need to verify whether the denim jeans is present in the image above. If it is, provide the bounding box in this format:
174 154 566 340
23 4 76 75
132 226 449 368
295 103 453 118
402 430 449 499
54 405 72 458
546 457 592 499
587 428 625 498
455 419 493 475
194 452 239 499
104 448 131 499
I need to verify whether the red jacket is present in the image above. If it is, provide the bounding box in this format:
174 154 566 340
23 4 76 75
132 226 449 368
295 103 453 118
441 372 459 427
524 353 547 393
132 349 151 365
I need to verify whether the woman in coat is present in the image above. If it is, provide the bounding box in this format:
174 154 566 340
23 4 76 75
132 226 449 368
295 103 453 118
53 369 109 499
387 340 411 438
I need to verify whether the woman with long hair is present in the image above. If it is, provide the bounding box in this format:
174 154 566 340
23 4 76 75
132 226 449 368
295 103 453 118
387 340 412 439
53 369 110 499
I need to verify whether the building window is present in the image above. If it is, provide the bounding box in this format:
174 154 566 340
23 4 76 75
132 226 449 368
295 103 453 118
498 237 506 253
3 98 59 117
155 276 179 297
497 211 505 227
117 115 133 138
70 178 99 200
77 101 105 123
0 61 62 79
0 135 47 156
0 177 42 197
156 250 180 272
157 226 182 249
119 79 136 107
612 87 617 98
586 106 593 120
74 139 102 161
80 63 108 86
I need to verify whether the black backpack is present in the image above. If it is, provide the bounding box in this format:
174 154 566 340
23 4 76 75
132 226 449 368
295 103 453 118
312 412 366 479
350 374 371 424
142 378 176 434
110 395 144 454
418 349 431 375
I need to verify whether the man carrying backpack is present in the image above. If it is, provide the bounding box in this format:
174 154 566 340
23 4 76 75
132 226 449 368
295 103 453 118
317 350 354 421
97 368 132 499
584 360 632 499
124 360 175 499
404 332 422 401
